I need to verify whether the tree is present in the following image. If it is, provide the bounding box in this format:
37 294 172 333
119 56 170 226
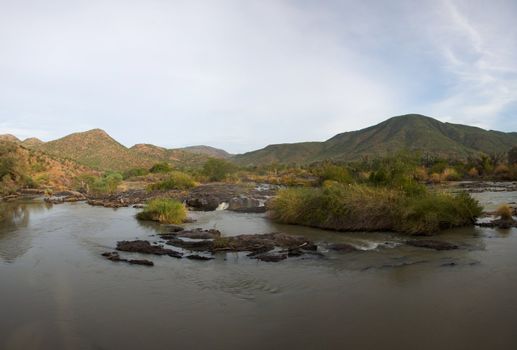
202 158 237 181
509 147 517 165
149 162 172 173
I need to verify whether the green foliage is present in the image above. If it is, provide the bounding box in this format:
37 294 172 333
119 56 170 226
397 191 482 234
123 168 149 179
149 162 172 174
311 163 353 184
147 171 196 191
91 172 123 194
270 182 481 235
202 158 237 181
136 198 187 224
509 147 517 165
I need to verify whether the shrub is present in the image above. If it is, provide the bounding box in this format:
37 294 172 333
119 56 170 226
85 173 123 194
202 158 237 181
149 162 172 174
147 171 196 191
313 164 353 185
123 168 149 179
270 183 482 235
495 204 513 221
136 198 187 224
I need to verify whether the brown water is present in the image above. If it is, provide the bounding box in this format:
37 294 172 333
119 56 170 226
1 193 517 350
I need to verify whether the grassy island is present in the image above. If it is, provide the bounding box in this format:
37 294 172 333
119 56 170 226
136 198 187 224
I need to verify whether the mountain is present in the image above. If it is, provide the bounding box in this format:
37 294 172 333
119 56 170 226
31 129 146 171
179 145 231 159
22 137 44 148
0 140 96 193
235 114 517 166
129 144 212 168
29 129 223 171
0 134 21 143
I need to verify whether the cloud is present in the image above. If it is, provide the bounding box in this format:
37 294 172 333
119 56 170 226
0 0 516 152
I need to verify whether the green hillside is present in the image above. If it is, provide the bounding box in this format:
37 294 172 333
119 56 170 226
235 114 517 166
29 129 217 171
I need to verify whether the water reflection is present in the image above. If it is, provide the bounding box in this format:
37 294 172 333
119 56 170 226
0 199 51 262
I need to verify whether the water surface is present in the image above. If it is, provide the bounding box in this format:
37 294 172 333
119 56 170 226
1 193 517 350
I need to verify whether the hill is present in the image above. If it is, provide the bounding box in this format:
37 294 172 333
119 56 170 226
179 145 231 159
22 137 44 148
31 129 149 171
235 114 517 166
0 134 21 143
0 140 96 194
28 129 221 171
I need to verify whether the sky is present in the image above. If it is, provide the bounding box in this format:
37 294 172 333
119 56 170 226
0 0 516 153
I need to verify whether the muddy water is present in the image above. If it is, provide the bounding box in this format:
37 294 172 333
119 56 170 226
1 193 517 350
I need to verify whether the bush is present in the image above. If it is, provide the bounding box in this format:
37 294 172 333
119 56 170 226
312 164 353 185
136 198 187 224
202 158 237 181
495 204 513 221
123 168 149 179
270 183 482 235
147 171 196 191
150 162 172 174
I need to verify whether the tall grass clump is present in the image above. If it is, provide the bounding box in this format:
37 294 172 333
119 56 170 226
396 192 482 234
136 198 187 224
270 182 482 235
495 204 513 221
147 171 196 191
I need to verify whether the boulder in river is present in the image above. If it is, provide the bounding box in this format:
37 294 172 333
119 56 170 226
406 240 459 251
116 240 183 258
327 243 359 253
101 251 154 266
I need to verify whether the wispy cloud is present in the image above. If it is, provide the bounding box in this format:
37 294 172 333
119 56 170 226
0 0 515 151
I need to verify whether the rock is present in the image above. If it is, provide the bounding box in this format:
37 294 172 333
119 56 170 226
116 240 183 258
228 196 266 213
176 229 221 239
327 243 358 253
186 255 214 261
165 238 214 251
476 218 516 229
101 252 154 266
251 253 288 262
163 224 184 232
406 240 459 251
128 259 154 266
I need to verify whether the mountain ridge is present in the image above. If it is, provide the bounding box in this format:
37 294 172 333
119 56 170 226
234 114 517 165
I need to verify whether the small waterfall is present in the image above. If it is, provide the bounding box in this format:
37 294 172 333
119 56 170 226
216 202 229 211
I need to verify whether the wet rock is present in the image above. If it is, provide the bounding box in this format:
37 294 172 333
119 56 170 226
406 240 459 251
186 255 214 261
250 253 288 262
166 238 215 251
228 196 266 213
176 229 221 239
128 259 154 266
327 243 358 253
101 251 154 266
116 240 183 258
476 218 516 229
185 183 276 212
163 224 185 232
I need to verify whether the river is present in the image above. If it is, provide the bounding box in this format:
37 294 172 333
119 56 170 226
1 191 517 349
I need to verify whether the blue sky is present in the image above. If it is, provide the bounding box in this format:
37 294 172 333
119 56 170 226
0 0 516 153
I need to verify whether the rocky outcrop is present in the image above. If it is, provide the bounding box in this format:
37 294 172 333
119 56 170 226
406 240 459 251
116 240 183 258
101 252 154 266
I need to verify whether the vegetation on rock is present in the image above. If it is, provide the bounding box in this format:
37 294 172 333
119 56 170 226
147 171 196 191
136 198 187 224
270 182 482 235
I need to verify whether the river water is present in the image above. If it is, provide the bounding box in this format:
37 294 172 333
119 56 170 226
1 191 517 350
